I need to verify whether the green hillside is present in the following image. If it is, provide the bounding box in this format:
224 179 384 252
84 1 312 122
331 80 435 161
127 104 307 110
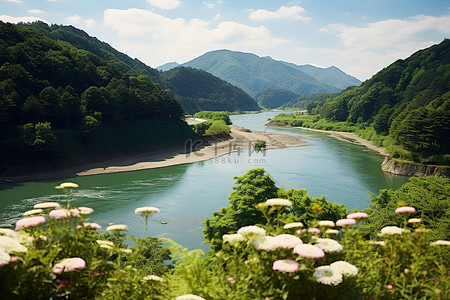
255 88 299 109
281 39 450 165
0 21 194 174
183 49 340 96
161 67 260 114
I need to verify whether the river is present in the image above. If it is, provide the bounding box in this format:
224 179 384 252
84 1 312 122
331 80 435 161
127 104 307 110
0 111 409 251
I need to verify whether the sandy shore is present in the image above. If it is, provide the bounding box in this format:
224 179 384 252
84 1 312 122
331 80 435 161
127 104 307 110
295 127 387 156
1 125 307 182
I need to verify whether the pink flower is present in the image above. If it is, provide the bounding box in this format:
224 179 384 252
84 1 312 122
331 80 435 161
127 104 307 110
293 244 325 259
49 209 80 219
77 207 94 215
308 228 321 235
273 259 300 273
386 284 393 290
15 216 46 230
395 206 416 214
346 212 368 219
336 218 356 227
10 256 19 263
52 257 86 274
92 271 105 276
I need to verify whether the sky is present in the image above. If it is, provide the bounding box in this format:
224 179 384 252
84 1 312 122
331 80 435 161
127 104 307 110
1 0 449 80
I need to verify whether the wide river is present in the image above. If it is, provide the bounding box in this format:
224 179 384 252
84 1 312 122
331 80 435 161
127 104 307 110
0 111 409 251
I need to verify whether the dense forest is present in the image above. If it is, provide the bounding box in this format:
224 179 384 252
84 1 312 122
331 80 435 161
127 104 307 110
279 40 450 165
0 21 194 174
160 67 260 114
255 88 299 109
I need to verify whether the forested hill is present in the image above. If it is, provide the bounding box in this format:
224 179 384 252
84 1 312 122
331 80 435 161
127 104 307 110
161 67 260 114
0 21 194 175
310 39 450 165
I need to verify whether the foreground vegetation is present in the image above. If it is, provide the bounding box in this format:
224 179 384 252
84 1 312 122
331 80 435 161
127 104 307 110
193 111 232 125
1 170 449 299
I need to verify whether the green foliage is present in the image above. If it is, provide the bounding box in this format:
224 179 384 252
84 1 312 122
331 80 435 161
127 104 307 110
253 139 266 151
193 111 232 125
304 39 450 164
22 122 58 153
255 88 299 109
204 120 231 136
362 177 450 242
161 67 260 114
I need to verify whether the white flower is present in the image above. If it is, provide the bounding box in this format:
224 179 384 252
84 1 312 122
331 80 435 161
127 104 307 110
119 248 132 254
0 236 28 253
313 265 343 286
135 207 160 215
325 229 339 235
222 233 245 247
380 226 404 235
315 238 343 253
55 182 79 189
0 229 17 238
0 250 11 266
106 224 128 232
100 244 113 250
33 202 61 209
367 240 385 246
237 226 266 241
283 222 304 229
23 209 43 216
271 234 303 249
143 275 164 282
330 261 358 277
253 236 277 251
264 198 292 207
96 240 114 247
318 220 335 227
430 240 450 246
176 294 205 300
408 218 421 223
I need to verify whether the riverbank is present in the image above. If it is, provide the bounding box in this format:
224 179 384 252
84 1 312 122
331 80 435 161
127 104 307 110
0 125 307 182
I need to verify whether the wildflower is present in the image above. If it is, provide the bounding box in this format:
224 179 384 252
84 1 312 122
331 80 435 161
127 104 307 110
227 276 235 283
77 207 94 215
283 222 304 229
143 275 164 282
55 182 79 189
99 244 113 250
315 238 343 253
311 204 322 213
430 240 450 246
49 208 80 219
33 202 61 209
408 218 421 223
313 265 343 286
0 250 11 266
273 259 300 273
222 233 245 247
271 234 303 249
92 271 105 276
0 236 28 253
380 226 404 235
96 240 114 247
308 228 321 235
330 261 358 277
52 257 86 274
367 240 385 246
176 294 206 300
106 224 128 232
15 216 46 230
346 212 368 219
237 226 266 241
23 209 43 216
0 229 17 237
264 198 292 207
77 223 102 230
325 229 339 235
293 244 325 259
253 236 277 251
395 206 416 214
10 256 18 263
318 220 335 227
336 218 356 227
386 284 393 290
119 248 132 254
135 206 160 216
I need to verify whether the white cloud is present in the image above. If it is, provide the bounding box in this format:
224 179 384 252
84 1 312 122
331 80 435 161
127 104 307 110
213 13 221 22
66 14 97 29
319 14 450 79
67 14 82 24
147 0 181 10
28 9 44 14
6 0 22 3
0 15 47 24
84 19 97 28
249 6 310 21
103 8 287 67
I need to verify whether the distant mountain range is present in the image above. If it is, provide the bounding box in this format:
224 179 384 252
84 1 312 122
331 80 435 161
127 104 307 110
157 50 361 108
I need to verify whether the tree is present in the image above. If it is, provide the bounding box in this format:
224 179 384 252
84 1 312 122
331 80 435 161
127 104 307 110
82 86 107 116
203 168 278 251
22 122 58 153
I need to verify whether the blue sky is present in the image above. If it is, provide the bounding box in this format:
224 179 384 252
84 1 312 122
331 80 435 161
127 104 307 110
1 0 449 80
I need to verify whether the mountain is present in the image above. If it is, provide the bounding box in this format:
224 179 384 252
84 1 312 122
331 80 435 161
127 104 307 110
0 21 195 175
281 92 340 110
279 62 361 90
157 62 180 71
182 49 341 97
161 67 260 114
255 88 300 109
311 39 450 165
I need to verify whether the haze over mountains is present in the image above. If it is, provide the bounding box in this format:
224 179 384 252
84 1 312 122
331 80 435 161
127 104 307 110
157 49 361 97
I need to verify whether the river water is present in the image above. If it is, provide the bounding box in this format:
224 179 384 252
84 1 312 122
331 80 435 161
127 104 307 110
0 111 409 250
